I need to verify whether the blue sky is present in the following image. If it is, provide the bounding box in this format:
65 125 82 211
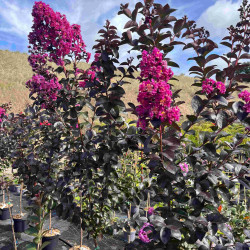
0 0 242 74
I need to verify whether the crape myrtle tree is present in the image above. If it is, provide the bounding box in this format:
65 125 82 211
118 0 250 249
9 1 144 248
1 0 249 249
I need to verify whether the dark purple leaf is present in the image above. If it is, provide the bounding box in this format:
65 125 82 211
160 227 171 244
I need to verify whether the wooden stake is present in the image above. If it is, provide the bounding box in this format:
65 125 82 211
148 192 150 207
7 189 17 250
49 210 52 234
2 175 5 204
80 193 83 248
20 182 23 215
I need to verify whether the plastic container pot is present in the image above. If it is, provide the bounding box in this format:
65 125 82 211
13 217 28 233
123 227 136 243
42 229 60 250
0 207 10 220
8 185 16 192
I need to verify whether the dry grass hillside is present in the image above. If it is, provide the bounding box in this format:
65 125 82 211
0 49 200 117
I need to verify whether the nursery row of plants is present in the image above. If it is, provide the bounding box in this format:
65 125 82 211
0 0 249 249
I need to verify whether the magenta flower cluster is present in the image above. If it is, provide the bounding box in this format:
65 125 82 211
201 78 226 95
147 207 155 215
28 53 49 73
28 1 88 66
138 223 154 243
140 48 174 81
136 47 180 129
0 107 6 124
26 74 62 108
78 53 102 89
238 90 250 113
179 162 189 176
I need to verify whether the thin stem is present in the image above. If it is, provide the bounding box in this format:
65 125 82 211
160 125 163 160
140 150 143 182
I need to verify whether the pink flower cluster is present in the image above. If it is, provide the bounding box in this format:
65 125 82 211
139 48 173 81
28 53 48 72
138 223 153 243
201 79 226 95
26 74 62 108
238 90 250 113
78 53 102 89
179 162 189 176
136 47 180 129
28 1 88 66
40 120 52 126
0 107 6 124
147 207 155 215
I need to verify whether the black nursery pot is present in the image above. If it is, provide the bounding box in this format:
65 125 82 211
8 185 16 192
13 218 28 233
42 234 59 250
0 208 10 220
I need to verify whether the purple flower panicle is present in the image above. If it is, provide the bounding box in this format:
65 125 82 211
136 47 180 129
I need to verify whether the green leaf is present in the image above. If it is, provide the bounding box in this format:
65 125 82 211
41 241 51 249
25 227 39 236
25 242 37 250
28 215 40 223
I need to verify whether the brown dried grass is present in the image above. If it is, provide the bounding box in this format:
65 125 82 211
2 49 239 119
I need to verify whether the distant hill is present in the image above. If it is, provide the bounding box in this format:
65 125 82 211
0 49 200 117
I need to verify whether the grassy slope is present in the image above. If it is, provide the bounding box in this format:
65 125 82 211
0 49 205 117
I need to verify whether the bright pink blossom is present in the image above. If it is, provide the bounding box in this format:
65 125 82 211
139 223 154 243
201 79 226 95
147 207 155 215
40 120 51 126
26 74 62 108
179 163 189 176
28 2 87 66
136 48 180 129
239 90 250 113
0 107 6 124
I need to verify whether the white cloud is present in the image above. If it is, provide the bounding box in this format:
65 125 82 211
0 0 32 37
197 0 241 38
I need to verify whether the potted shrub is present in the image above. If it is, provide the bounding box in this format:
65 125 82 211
123 221 136 243
42 200 61 250
13 182 28 232
0 178 13 220
8 179 17 192
69 192 90 250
